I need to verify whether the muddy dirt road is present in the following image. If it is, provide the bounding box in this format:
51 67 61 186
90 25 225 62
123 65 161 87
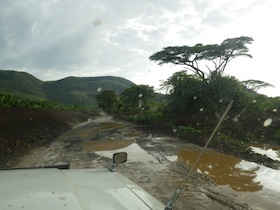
15 116 251 210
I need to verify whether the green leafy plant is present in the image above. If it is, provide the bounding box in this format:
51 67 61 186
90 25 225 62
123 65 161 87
133 111 165 124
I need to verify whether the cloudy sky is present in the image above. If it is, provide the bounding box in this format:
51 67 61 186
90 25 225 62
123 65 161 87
1 0 279 97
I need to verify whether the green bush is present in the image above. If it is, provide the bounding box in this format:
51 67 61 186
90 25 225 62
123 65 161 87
0 92 89 110
274 129 280 143
213 132 249 151
177 125 203 136
133 111 165 124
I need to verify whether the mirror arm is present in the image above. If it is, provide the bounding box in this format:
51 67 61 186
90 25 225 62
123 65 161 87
108 161 117 172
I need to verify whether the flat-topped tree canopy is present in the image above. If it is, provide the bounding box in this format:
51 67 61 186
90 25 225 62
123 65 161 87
149 36 253 81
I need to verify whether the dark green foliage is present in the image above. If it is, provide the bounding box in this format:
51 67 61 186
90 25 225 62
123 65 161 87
121 85 155 112
132 111 165 124
176 126 203 137
198 73 250 117
161 71 249 120
161 71 202 118
96 90 118 114
241 79 274 91
213 133 250 152
150 36 253 81
0 92 80 110
148 36 280 147
274 130 280 143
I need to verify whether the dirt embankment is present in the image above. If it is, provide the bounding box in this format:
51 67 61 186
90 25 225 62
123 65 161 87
0 108 97 168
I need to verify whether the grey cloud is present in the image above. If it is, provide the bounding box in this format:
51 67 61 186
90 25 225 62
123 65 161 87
0 0 222 75
199 0 264 28
202 10 231 27
1 0 271 92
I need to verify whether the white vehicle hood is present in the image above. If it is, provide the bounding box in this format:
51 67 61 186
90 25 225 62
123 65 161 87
0 168 164 210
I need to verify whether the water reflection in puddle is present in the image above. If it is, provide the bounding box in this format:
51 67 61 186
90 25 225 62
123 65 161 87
95 143 158 163
178 148 280 209
84 139 134 151
178 148 262 192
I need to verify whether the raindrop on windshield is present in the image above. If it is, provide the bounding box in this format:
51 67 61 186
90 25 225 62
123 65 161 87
193 96 197 100
97 87 102 92
273 109 277 112
200 108 204 112
263 118 273 127
138 99 142 108
139 94 143 98
93 18 101 26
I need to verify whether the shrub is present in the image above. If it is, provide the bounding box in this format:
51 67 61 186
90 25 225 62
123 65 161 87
213 132 249 152
274 129 280 143
133 111 165 124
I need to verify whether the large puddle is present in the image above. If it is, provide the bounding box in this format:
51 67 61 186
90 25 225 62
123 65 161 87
77 119 280 209
178 149 262 192
178 148 280 209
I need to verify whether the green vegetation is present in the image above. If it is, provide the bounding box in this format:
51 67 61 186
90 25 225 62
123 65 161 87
132 111 165 124
1 36 280 153
43 76 134 106
0 70 45 98
149 36 253 82
145 36 280 148
0 92 87 110
96 90 118 114
0 70 134 106
120 85 155 112
94 36 279 154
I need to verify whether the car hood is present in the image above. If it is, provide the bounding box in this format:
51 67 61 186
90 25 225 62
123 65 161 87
0 168 164 210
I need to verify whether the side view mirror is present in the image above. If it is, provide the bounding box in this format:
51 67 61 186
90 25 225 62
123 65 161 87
113 152 127 164
109 152 127 172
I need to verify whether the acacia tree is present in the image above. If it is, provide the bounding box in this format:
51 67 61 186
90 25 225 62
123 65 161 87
149 36 254 81
151 37 257 119
241 80 274 92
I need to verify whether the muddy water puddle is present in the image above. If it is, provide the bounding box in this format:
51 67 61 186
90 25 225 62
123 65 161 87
178 148 280 210
178 149 262 192
84 139 135 151
14 115 280 209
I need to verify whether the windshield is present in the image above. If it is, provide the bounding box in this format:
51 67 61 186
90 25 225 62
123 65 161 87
1 1 280 210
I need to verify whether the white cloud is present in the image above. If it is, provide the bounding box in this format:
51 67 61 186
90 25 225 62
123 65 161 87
0 0 279 96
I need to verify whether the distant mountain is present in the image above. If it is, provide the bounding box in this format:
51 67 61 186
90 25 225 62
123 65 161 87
0 70 45 99
0 70 135 106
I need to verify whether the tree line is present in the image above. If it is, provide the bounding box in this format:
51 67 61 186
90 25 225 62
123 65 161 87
96 36 280 151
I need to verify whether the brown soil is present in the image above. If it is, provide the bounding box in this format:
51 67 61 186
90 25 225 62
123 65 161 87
0 107 97 168
1 108 277 209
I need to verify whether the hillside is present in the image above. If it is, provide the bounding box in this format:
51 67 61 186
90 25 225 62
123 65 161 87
0 70 135 106
0 70 45 99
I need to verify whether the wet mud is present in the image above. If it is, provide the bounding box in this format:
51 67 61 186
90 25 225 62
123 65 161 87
15 115 269 210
